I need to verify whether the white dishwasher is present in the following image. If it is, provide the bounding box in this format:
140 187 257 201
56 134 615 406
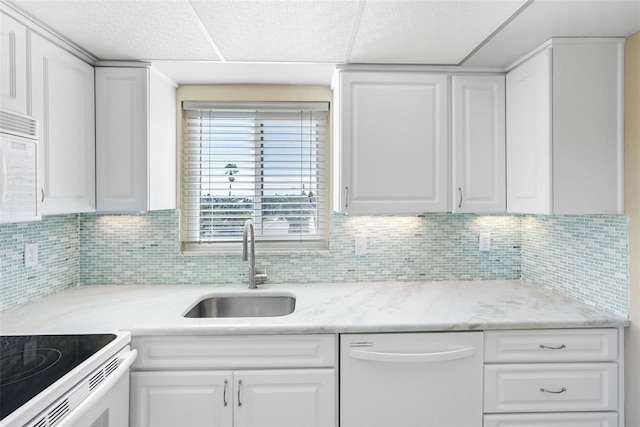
340 331 483 427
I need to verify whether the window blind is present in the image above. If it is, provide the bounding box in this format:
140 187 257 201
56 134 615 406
181 102 329 251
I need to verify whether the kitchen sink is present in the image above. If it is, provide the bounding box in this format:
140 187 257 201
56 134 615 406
183 295 296 318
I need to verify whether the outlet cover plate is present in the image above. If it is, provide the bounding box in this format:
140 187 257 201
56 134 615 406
25 243 38 267
355 235 367 256
479 233 491 252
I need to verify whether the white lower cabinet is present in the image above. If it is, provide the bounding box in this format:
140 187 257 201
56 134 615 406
130 335 337 427
132 371 231 427
132 369 334 427
483 329 622 426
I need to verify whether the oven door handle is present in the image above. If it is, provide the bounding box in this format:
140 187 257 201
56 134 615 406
56 349 138 427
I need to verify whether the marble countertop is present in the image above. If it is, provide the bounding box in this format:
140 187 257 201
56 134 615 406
0 280 629 336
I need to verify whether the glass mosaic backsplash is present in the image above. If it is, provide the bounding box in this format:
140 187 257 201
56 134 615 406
78 211 521 285
1 210 629 317
521 215 628 317
1 215 79 311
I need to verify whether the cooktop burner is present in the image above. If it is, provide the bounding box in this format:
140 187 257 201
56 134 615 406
1 348 62 386
0 334 116 421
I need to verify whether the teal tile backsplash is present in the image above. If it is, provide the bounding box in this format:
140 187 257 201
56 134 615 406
1 215 79 311
521 215 628 317
78 211 521 285
1 210 629 317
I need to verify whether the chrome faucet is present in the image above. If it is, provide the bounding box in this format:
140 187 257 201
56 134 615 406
242 219 266 289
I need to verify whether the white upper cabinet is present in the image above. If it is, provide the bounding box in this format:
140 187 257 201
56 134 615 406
452 74 506 213
95 66 176 213
1 11 28 115
333 71 449 214
506 38 624 214
31 32 96 214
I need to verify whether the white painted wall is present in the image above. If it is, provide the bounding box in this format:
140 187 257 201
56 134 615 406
625 31 640 427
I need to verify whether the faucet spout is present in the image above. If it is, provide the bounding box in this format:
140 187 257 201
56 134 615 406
242 219 257 289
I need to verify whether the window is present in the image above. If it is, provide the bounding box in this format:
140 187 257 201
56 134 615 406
181 102 329 251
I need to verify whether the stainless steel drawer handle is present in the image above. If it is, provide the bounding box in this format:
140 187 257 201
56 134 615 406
458 187 463 208
540 387 567 394
539 344 566 350
237 379 242 406
223 379 228 406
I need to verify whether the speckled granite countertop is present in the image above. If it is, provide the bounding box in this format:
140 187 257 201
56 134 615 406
0 280 628 336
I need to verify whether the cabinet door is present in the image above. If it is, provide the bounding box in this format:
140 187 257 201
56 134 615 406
95 67 148 212
452 74 505 213
131 371 233 427
31 33 96 214
506 48 552 214
1 12 27 115
234 369 335 427
338 71 449 214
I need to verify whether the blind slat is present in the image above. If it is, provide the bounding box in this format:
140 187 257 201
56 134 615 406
181 103 329 248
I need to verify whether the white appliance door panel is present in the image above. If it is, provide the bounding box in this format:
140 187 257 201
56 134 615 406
54 348 136 427
340 332 483 427
0 135 39 223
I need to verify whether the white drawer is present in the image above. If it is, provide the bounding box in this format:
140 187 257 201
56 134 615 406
132 334 336 370
484 363 618 413
484 329 618 363
484 412 618 427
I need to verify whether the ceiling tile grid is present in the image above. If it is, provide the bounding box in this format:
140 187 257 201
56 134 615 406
10 0 221 60
5 0 640 84
189 0 362 63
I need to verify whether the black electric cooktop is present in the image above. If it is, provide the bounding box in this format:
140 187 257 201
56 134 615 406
0 334 116 421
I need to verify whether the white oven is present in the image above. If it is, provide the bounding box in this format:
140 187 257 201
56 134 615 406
0 332 137 427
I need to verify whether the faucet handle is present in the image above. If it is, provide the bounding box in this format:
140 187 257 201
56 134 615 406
255 268 268 285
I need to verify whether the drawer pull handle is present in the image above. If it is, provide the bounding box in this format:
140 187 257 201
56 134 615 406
540 387 567 394
539 344 566 350
237 379 242 406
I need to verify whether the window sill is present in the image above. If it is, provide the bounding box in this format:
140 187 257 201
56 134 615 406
180 245 331 257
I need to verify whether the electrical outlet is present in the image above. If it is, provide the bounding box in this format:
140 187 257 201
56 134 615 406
24 243 38 267
355 235 367 256
479 233 491 252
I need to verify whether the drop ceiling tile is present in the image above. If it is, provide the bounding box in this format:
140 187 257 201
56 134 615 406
464 0 640 68
11 0 220 60
189 0 361 62
350 0 527 64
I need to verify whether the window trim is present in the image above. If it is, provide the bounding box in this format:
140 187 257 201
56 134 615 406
177 86 332 254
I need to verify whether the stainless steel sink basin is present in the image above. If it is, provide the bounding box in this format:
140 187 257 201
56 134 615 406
184 295 296 318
